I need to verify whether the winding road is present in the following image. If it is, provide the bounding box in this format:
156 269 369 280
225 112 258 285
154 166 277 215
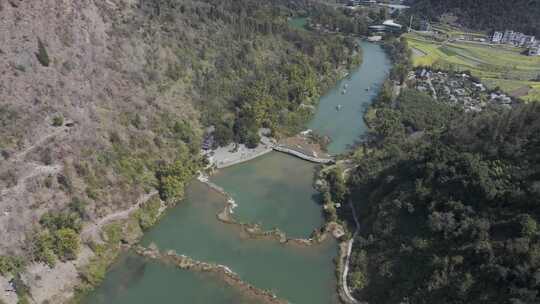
341 199 361 304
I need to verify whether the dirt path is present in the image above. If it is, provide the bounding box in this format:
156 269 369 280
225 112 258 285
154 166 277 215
9 126 68 164
13 190 159 304
81 190 158 240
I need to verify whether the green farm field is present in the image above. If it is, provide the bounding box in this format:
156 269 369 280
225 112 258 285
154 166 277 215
404 32 540 101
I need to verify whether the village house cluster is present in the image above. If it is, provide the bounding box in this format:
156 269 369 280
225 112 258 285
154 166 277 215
491 30 540 56
410 68 516 112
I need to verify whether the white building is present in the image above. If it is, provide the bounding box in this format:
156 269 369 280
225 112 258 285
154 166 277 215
382 19 403 31
521 35 536 47
491 31 503 43
495 30 536 47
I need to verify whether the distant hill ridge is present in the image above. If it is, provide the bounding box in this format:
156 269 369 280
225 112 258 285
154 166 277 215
410 0 540 36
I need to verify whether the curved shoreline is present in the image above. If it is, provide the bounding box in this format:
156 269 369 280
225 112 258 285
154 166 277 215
134 246 287 304
81 40 383 304
199 161 361 304
197 173 343 247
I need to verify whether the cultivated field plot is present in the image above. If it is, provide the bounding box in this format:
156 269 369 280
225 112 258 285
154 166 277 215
404 32 540 101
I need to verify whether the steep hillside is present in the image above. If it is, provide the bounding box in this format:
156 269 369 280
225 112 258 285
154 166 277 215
410 0 540 36
337 73 540 302
0 0 359 302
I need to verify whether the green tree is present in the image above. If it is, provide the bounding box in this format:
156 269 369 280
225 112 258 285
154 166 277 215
33 231 56 267
245 131 261 148
156 145 199 202
0 256 25 276
350 271 368 290
52 115 64 127
54 228 80 260
36 38 50 67
520 214 537 237
214 121 235 147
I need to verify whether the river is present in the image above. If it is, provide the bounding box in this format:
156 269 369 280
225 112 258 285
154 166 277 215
83 40 390 304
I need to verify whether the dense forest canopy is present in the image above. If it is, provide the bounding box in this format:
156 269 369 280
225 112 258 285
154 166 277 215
339 35 540 302
349 100 540 303
163 0 362 145
410 0 540 36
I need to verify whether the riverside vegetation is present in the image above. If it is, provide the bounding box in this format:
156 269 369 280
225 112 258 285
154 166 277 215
80 39 391 304
0 0 363 302
337 29 540 303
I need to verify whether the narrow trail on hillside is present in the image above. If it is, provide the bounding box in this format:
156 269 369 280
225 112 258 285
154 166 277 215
0 163 62 197
9 126 69 163
81 190 159 240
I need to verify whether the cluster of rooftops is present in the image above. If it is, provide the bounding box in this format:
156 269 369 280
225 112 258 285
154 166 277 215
491 30 540 56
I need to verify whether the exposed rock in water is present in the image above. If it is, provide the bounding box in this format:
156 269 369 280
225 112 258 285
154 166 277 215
134 245 288 304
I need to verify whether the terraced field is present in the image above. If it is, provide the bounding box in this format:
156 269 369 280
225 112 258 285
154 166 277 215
405 32 540 102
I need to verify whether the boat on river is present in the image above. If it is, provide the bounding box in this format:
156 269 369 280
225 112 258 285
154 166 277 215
85 40 392 304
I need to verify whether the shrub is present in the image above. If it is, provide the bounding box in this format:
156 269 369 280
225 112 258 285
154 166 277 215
33 231 56 267
40 211 82 233
77 224 123 288
12 275 31 304
36 38 50 67
69 197 88 220
156 146 199 202
0 255 25 275
135 196 162 230
54 228 80 261
214 122 235 147
85 186 99 200
245 131 260 149
57 173 73 192
52 115 64 127
14 64 26 72
35 210 83 264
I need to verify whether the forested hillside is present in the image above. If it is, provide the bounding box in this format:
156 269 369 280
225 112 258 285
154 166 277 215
410 0 540 36
0 0 359 302
341 80 540 302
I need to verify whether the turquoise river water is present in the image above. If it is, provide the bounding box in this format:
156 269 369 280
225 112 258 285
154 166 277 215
84 40 390 304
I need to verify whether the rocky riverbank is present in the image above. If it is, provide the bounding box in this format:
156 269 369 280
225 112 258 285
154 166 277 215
134 246 287 304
